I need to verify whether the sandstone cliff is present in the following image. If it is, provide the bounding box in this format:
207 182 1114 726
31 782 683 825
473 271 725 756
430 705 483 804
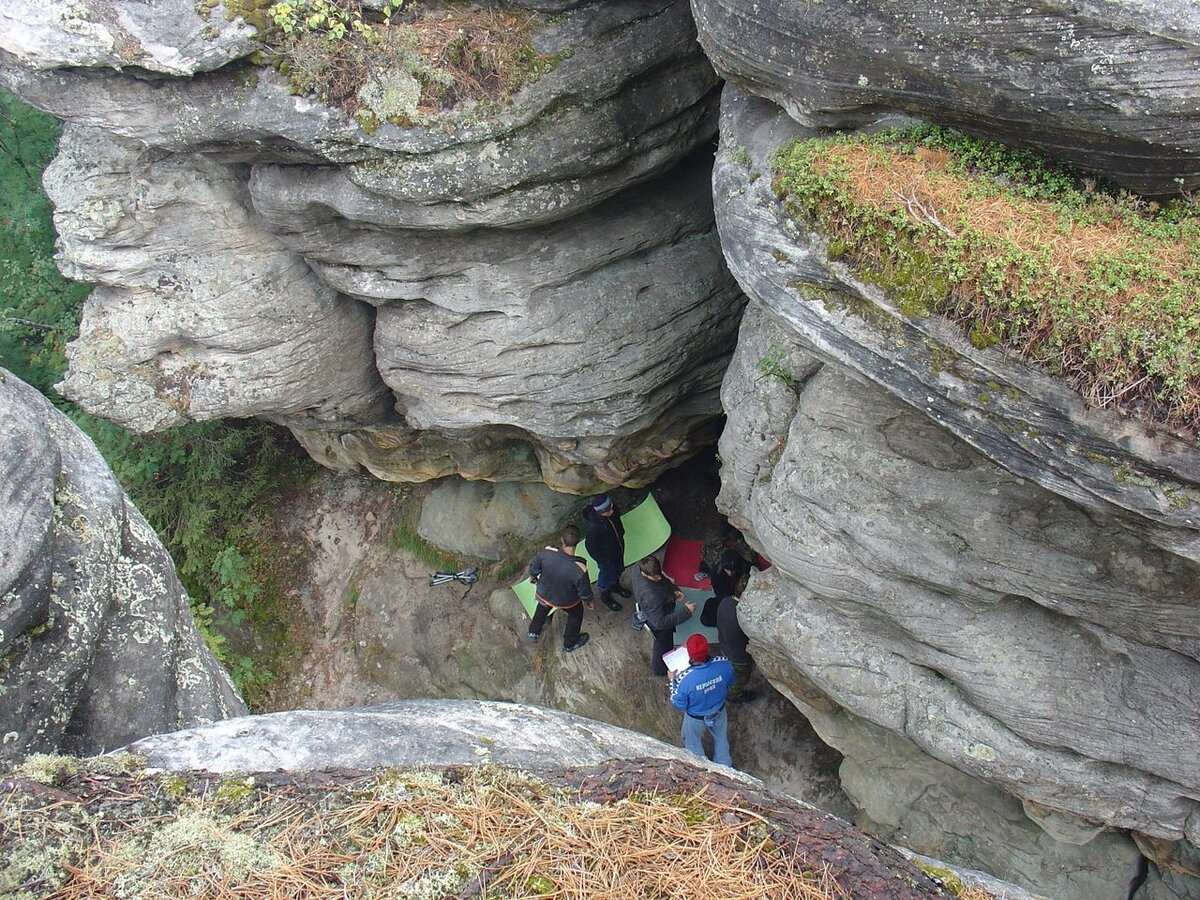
0 0 740 492
705 55 1200 900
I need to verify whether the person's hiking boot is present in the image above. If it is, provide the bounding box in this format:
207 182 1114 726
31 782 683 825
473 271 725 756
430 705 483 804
564 633 590 652
600 590 623 612
729 689 761 704
526 631 540 643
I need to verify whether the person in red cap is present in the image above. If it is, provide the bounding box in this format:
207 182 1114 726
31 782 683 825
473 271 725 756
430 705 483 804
669 633 736 766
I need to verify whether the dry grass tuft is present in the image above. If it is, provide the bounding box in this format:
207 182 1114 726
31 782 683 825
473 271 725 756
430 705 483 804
5 765 850 900
269 1 561 123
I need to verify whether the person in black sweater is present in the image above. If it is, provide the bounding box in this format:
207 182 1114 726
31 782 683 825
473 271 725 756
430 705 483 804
527 525 594 652
581 494 629 611
632 555 695 676
715 593 759 703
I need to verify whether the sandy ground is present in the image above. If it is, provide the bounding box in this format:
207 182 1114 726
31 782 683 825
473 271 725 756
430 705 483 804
261 456 853 819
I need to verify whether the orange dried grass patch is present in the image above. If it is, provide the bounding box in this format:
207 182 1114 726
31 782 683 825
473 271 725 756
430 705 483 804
401 5 542 113
43 769 849 900
795 141 1200 429
826 145 1191 288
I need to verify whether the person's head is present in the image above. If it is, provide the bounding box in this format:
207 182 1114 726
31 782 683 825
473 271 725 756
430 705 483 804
685 633 710 664
561 524 581 549
638 555 662 580
592 495 615 517
719 549 745 575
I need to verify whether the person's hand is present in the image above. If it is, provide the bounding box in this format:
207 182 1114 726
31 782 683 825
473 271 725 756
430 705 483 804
674 590 684 601
586 602 595 611
684 601 696 614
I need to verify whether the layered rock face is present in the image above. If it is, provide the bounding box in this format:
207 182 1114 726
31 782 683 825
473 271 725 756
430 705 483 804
0 0 740 492
0 369 245 767
709 86 1200 900
691 0 1200 197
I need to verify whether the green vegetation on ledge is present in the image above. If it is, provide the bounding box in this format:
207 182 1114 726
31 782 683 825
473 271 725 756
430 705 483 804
217 0 568 129
771 127 1200 432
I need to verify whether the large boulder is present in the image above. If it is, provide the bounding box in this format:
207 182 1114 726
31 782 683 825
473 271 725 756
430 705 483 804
710 89 1200 899
48 126 392 433
0 370 245 766
0 0 737 491
690 0 1200 196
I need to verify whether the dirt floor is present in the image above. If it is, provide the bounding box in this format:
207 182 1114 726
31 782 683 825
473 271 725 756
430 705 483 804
259 450 853 819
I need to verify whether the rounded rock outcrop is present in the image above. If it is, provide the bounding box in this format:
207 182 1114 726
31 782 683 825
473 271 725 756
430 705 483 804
0 369 245 767
0 0 737 492
708 87 1200 900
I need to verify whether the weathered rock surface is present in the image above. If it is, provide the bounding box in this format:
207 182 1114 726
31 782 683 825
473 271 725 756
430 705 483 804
127 699 729 774
691 0 1200 196
0 369 245 766
714 86 1200 564
709 86 1200 899
275 155 745 490
48 126 391 433
716 300 1200 898
1 0 736 490
0 0 256 74
416 477 579 561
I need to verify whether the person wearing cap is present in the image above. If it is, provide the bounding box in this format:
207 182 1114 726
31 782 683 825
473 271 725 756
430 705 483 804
581 494 629 612
526 524 595 653
633 555 695 676
670 634 735 766
708 548 751 606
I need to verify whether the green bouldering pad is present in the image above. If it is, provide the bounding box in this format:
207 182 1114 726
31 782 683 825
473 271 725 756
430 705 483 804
512 493 671 619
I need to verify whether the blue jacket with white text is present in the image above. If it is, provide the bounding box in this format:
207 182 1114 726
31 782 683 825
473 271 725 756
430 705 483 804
670 657 735 718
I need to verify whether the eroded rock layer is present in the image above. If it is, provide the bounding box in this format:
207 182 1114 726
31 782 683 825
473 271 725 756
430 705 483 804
0 370 245 766
0 0 735 492
711 90 1200 899
691 0 1200 196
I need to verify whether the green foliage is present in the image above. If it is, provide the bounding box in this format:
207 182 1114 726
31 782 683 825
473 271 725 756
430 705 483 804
771 126 1200 429
386 516 461 572
0 89 302 707
755 342 796 387
241 0 559 124
0 91 90 395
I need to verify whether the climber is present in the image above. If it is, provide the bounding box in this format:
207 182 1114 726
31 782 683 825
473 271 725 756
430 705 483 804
526 524 594 653
670 634 735 766
581 494 629 611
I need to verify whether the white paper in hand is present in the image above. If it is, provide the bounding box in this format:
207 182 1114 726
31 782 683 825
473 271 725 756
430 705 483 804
663 646 691 674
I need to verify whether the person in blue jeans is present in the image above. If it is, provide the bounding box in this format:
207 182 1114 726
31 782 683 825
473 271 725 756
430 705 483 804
669 634 735 766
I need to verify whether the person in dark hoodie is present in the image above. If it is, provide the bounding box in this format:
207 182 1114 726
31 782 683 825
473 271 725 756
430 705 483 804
715 589 759 703
633 555 695 676
581 494 628 611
